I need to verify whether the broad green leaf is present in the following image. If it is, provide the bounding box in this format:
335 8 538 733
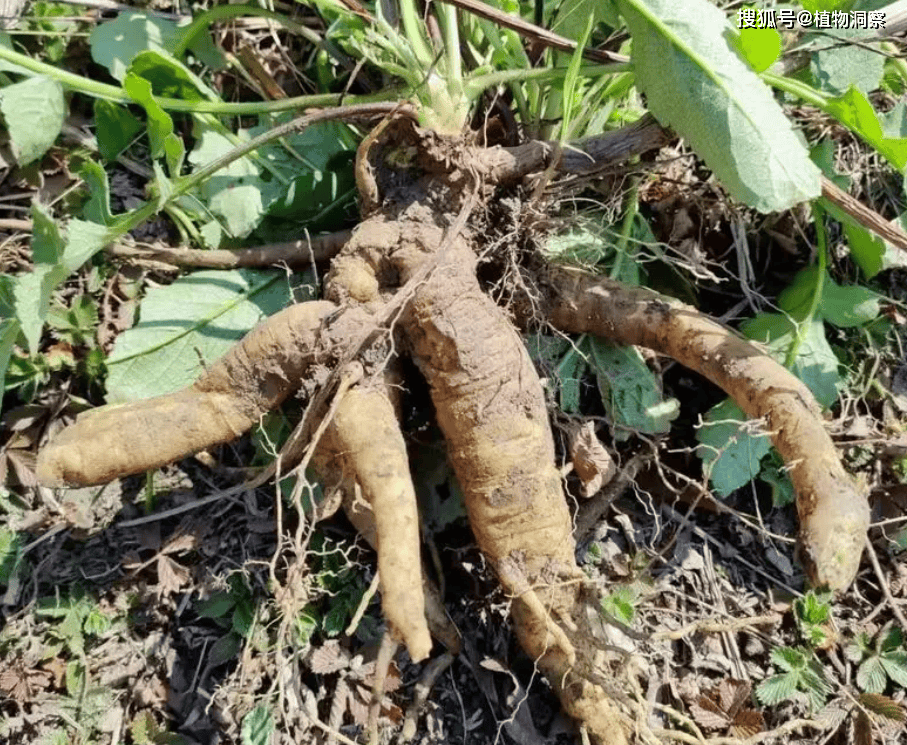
881 652 907 687
188 126 267 238
858 656 887 694
824 87 907 170
810 33 885 96
89 11 179 81
741 313 841 408
0 76 64 165
615 0 821 212
551 0 618 43
696 398 771 496
778 266 881 327
93 100 144 161
123 72 174 160
127 49 215 101
241 706 274 745
105 269 292 403
801 0 848 11
589 337 679 439
62 220 110 271
735 26 781 73
12 265 67 353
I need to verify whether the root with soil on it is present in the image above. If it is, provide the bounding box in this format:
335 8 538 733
36 113 869 744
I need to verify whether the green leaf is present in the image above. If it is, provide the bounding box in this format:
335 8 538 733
0 318 20 399
127 48 214 101
615 0 821 212
105 269 291 403
0 75 64 166
858 655 887 693
208 632 242 667
880 651 907 687
696 398 771 496
551 0 617 41
824 87 907 171
196 592 236 619
758 453 796 507
89 11 180 81
30 201 64 266
756 672 797 706
241 706 274 745
93 100 144 161
810 32 885 96
601 585 638 625
323 600 349 637
778 266 881 327
0 527 22 586
589 337 679 439
734 25 781 73
123 72 175 160
80 160 114 225
62 220 110 272
65 659 86 697
741 314 841 408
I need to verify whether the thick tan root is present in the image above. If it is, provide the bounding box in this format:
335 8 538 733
391 227 630 744
36 301 337 487
543 265 869 592
315 381 433 662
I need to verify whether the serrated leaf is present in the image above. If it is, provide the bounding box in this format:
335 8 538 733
756 672 797 706
0 76 64 165
880 651 907 687
105 269 291 403
615 0 821 212
858 692 906 723
696 398 771 496
824 87 907 171
242 706 274 745
93 100 144 161
857 655 887 694
589 337 678 439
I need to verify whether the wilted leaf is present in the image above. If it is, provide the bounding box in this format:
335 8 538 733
570 421 617 496
858 692 906 723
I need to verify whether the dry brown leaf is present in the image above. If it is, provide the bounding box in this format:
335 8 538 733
689 679 762 736
155 555 190 597
570 421 616 497
0 660 52 701
309 640 350 674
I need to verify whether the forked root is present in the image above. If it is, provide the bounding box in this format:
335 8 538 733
314 378 433 661
37 301 337 487
542 265 870 592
